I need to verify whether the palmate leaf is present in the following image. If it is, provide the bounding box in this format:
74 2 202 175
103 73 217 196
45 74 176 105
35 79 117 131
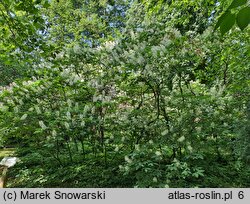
228 0 247 10
215 11 234 31
219 12 236 35
236 7 250 30
215 0 248 34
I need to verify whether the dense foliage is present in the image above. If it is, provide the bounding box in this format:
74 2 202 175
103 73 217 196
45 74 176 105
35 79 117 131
0 0 249 187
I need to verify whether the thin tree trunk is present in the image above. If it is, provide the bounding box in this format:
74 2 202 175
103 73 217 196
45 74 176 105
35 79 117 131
66 141 73 162
80 139 85 159
0 166 8 188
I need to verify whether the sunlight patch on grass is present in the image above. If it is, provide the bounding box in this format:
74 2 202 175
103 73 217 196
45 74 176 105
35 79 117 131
0 148 15 159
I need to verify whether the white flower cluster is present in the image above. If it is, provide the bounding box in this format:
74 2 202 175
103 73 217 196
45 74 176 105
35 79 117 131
66 111 71 120
177 136 185 142
97 41 117 51
88 79 103 89
0 103 9 112
64 122 70 130
52 130 57 137
35 106 42 114
39 121 47 129
80 121 85 127
151 45 165 57
20 114 28 120
60 69 83 85
125 155 132 163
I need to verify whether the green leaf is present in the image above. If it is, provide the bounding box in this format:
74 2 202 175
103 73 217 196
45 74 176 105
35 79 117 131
236 7 250 30
43 1 50 9
219 12 236 35
15 2 24 11
35 0 42 4
228 0 247 10
215 12 229 30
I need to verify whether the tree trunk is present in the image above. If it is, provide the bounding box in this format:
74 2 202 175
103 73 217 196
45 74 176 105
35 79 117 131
0 166 8 188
